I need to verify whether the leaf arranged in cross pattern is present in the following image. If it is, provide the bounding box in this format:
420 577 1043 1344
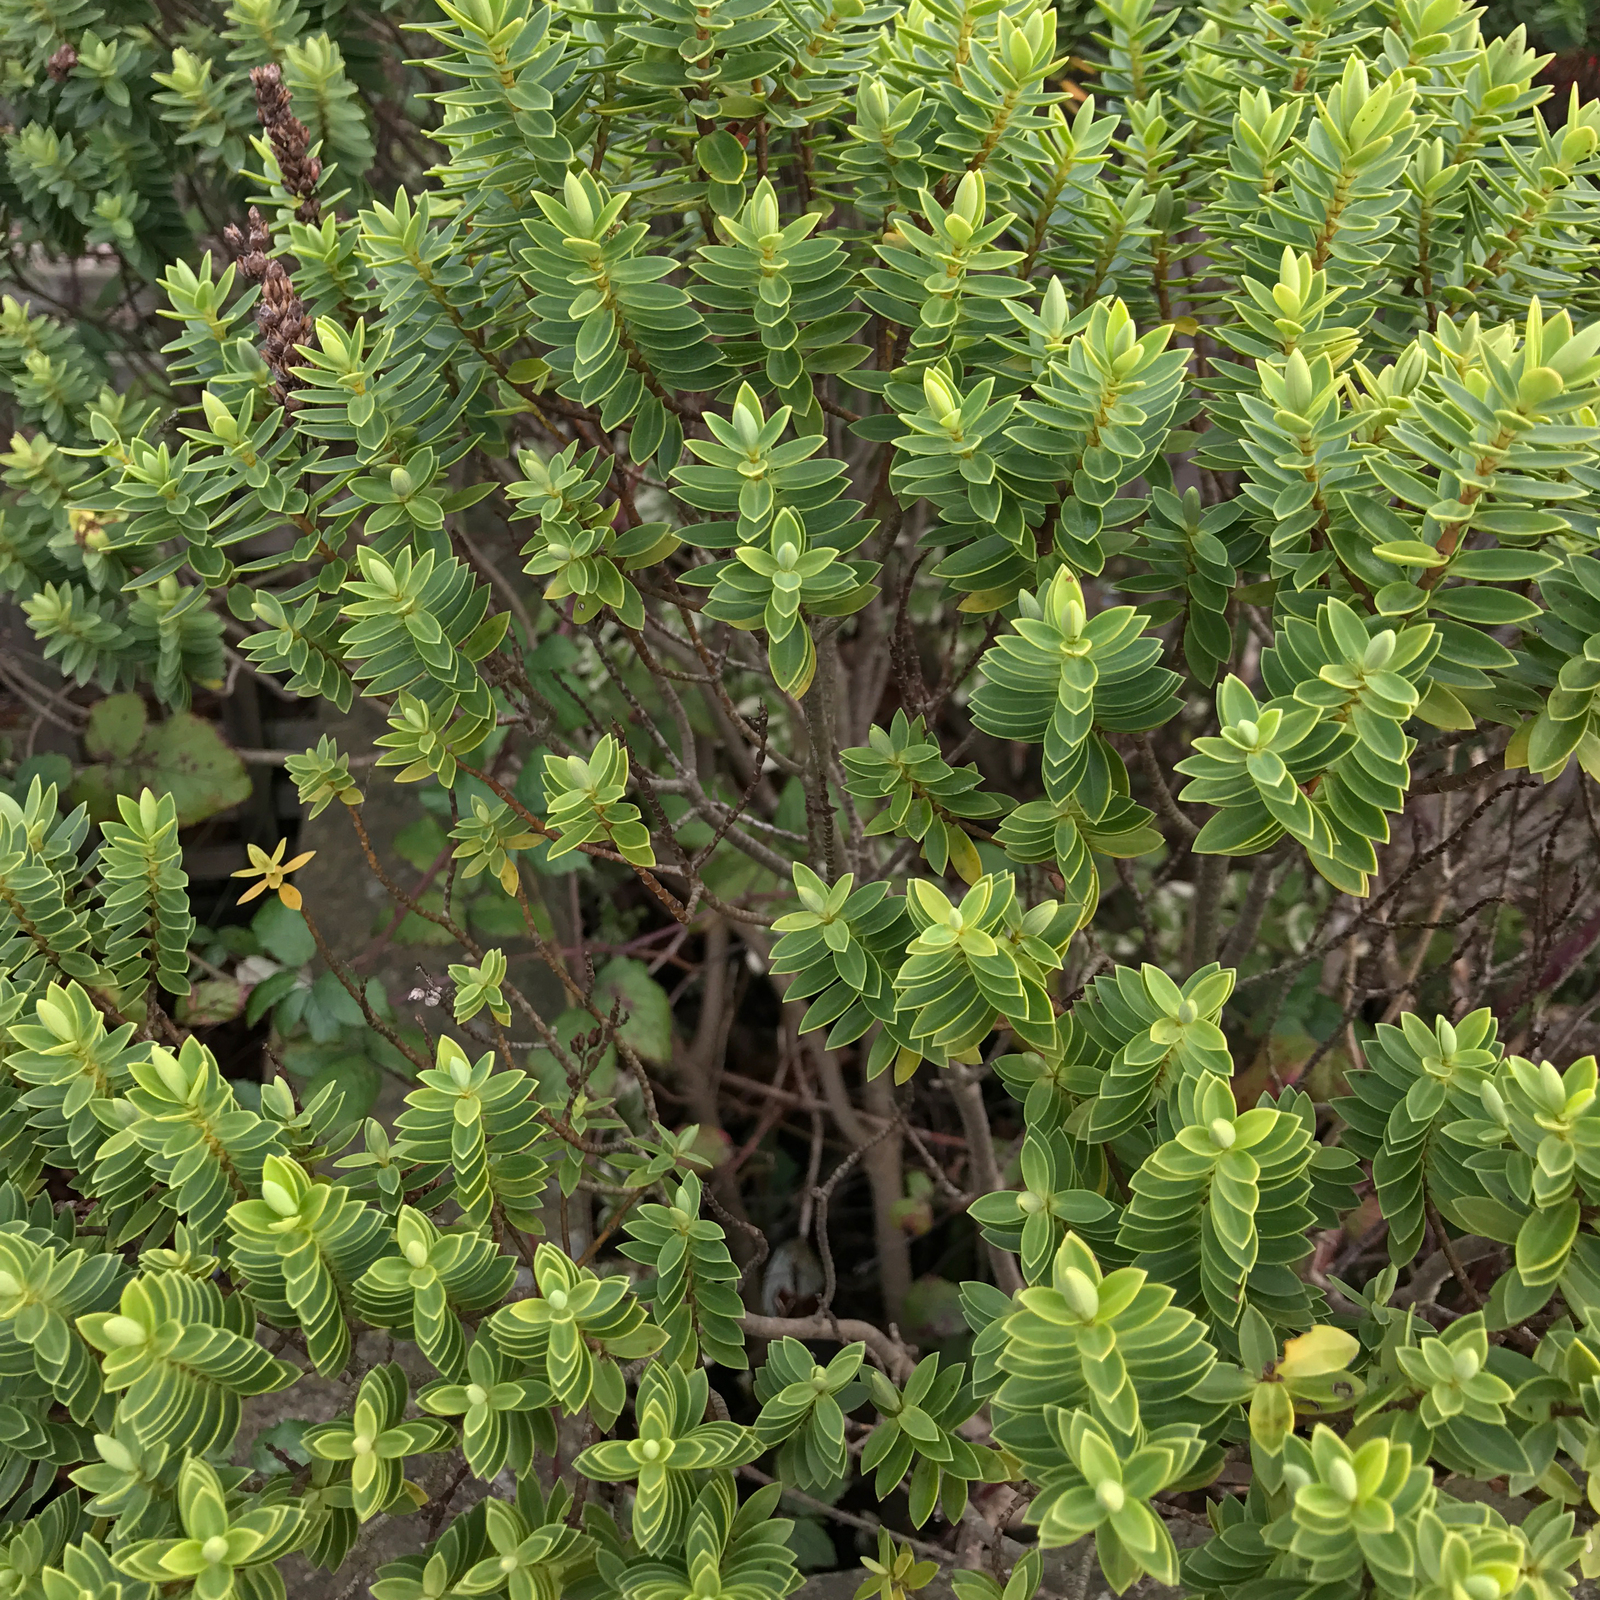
488 1242 664 1428
574 1363 759 1555
305 1364 454 1522
417 1337 555 1483
354 1207 517 1381
4 2 1600 1598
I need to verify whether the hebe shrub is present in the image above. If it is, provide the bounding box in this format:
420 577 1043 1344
0 0 418 280
3 0 1600 1596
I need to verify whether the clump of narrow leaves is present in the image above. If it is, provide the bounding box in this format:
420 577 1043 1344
5 0 1600 1597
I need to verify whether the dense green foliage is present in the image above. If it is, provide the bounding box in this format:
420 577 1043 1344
4 0 1600 1595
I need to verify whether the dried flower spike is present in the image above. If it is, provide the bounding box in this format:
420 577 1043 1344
249 62 321 223
222 205 313 407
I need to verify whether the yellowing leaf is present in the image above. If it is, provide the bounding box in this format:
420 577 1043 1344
1277 1325 1358 1381
1248 1379 1294 1454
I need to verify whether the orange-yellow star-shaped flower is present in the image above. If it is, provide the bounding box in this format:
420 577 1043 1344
233 839 316 910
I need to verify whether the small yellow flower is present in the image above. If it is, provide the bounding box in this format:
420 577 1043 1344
233 839 316 910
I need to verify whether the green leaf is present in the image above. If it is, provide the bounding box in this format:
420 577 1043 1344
253 898 317 966
1516 1198 1580 1286
592 958 674 1063
84 693 148 760
1414 679 1475 731
305 1052 383 1118
74 702 251 826
1372 541 1447 568
697 131 747 183
246 967 302 1025
175 978 244 1026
